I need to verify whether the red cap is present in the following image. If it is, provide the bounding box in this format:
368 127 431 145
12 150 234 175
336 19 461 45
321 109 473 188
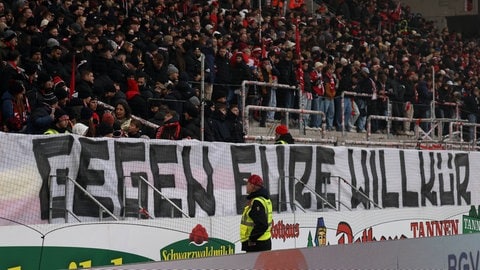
247 174 263 187
52 76 64 87
275 125 288 135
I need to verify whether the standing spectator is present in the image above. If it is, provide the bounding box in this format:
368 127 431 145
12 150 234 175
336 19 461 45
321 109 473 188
185 46 204 86
336 61 353 132
1 80 30 132
414 74 433 133
310 61 325 128
355 67 374 133
323 64 336 131
298 60 313 129
256 57 279 127
276 48 297 120
230 51 253 107
215 46 233 103
226 103 245 143
462 86 480 142
436 81 455 135
383 67 405 135
401 71 417 135
373 72 390 133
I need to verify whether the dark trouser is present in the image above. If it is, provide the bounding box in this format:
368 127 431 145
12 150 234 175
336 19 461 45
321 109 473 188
241 238 272 252
260 90 271 125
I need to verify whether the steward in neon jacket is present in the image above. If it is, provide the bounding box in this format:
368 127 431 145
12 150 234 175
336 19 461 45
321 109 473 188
240 174 273 252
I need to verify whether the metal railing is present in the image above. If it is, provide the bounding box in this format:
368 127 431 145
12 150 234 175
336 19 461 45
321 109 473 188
276 175 382 213
244 104 326 135
330 176 382 211
131 176 190 218
277 176 336 213
341 91 391 136
49 175 118 223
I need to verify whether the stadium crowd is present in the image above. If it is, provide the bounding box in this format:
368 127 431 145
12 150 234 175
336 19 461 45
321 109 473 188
0 0 479 142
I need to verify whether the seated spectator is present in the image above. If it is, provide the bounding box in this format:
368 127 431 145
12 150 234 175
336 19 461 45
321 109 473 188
127 118 144 138
28 92 58 134
44 108 71 134
182 101 201 140
1 80 30 133
155 110 186 140
205 103 232 142
114 100 133 134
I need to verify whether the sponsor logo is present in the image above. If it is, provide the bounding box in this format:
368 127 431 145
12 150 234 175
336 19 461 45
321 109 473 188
271 219 300 242
463 206 480 233
160 224 235 261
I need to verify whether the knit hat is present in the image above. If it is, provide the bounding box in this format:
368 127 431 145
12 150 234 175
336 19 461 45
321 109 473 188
188 96 201 106
184 102 199 118
46 38 60 48
246 174 263 187
275 124 288 135
69 23 82 33
54 108 69 122
167 64 179 75
2 29 16 42
101 112 115 126
54 87 69 100
53 76 65 89
42 92 58 105
72 123 89 136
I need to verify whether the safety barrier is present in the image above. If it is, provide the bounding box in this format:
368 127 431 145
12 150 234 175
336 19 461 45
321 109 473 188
49 175 119 223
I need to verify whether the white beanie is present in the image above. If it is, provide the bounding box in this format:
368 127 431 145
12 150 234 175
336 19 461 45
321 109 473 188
72 123 89 136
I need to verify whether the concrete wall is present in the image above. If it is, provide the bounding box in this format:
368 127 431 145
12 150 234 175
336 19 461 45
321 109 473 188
402 0 478 30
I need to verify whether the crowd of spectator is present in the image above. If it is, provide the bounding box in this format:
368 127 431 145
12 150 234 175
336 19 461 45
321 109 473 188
1 0 480 142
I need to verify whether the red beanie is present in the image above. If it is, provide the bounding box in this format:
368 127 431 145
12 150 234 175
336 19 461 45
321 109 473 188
275 125 288 135
247 174 263 187
101 112 115 126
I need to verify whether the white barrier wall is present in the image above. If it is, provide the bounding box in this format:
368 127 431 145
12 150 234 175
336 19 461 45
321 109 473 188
0 206 477 269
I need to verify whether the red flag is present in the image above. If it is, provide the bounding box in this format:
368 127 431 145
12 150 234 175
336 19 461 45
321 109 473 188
391 2 401 21
69 54 76 99
261 38 267 58
295 20 301 56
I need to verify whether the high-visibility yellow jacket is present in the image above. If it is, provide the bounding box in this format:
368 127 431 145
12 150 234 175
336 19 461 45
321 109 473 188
240 196 273 242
